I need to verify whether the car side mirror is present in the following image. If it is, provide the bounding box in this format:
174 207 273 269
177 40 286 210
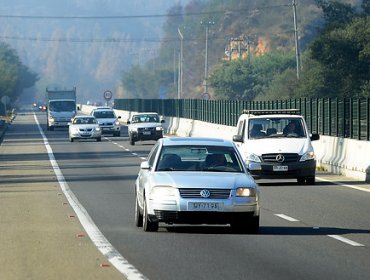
127 120 131 124
118 116 121 119
140 161 151 170
232 135 243 143
161 119 165 123
310 133 320 141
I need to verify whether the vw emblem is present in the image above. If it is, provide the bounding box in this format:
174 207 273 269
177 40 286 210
200 189 211 198
276 154 285 163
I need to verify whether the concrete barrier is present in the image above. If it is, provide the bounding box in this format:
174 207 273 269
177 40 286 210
81 105 370 182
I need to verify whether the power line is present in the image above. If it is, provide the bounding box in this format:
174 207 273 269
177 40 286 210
0 4 291 20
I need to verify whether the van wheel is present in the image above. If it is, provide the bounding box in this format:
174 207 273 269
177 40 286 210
306 177 316 185
297 177 305 185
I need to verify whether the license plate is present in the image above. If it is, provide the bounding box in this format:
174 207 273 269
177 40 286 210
188 202 224 211
273 165 288 171
102 128 110 131
143 131 151 135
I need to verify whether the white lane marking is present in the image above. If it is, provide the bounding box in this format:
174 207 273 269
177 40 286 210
327 235 365 247
33 114 147 280
317 176 370 193
275 214 300 222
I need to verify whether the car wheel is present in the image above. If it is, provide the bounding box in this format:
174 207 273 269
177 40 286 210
231 215 259 234
297 177 305 185
70 137 74 142
306 177 315 185
129 135 135 145
143 197 158 232
96 137 101 142
135 196 143 227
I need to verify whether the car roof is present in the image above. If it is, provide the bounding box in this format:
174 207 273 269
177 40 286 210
160 137 235 147
93 106 112 110
75 115 95 118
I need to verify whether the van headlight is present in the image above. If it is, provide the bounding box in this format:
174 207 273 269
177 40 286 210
245 153 261 163
300 151 316 161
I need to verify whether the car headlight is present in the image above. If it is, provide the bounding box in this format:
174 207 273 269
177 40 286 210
115 121 120 126
245 153 261 163
150 186 177 199
236 187 256 197
300 151 315 161
95 127 101 132
156 126 163 131
71 127 79 133
131 127 138 132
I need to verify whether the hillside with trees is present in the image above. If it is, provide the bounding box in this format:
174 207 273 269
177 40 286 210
121 0 369 100
0 0 191 103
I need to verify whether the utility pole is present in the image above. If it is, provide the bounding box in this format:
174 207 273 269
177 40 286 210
177 28 184 99
201 21 215 95
292 0 301 79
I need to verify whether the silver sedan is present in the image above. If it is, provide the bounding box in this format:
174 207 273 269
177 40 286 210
68 115 102 142
135 137 260 233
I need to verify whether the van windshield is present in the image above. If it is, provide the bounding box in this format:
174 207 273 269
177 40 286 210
248 117 306 139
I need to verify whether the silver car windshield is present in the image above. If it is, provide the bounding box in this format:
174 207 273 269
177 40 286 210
156 145 244 173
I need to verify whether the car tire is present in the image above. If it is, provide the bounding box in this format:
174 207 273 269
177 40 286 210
129 135 135 145
231 215 259 234
96 137 101 142
135 196 143 227
143 197 158 232
297 177 305 185
306 177 315 185
70 137 74 142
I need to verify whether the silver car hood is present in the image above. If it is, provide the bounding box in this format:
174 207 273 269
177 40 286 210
150 172 256 189
71 124 99 129
130 123 162 128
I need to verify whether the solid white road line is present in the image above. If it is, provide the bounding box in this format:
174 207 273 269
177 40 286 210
274 214 300 222
316 176 370 193
327 235 365 247
33 114 147 280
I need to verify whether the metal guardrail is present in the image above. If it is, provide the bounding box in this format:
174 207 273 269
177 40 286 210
114 98 370 141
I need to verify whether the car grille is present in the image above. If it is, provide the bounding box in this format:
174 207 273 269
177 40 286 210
138 127 155 133
79 128 93 132
179 188 231 199
101 122 113 126
261 153 299 163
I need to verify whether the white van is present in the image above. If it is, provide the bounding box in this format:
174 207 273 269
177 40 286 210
232 109 320 184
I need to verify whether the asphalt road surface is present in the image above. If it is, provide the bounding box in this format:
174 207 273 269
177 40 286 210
2 111 370 280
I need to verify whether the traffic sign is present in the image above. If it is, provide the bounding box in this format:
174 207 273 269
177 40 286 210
103 90 113 101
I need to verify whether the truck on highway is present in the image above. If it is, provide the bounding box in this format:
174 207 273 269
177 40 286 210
46 87 77 131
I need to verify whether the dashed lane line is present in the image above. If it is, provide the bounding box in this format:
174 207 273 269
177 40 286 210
274 213 365 247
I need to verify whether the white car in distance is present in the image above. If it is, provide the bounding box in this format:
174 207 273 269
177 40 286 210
68 115 102 142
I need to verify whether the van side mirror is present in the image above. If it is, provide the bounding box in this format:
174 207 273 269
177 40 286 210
310 133 320 141
232 135 243 143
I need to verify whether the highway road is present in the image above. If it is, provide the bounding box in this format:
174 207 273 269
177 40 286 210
3 111 370 280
